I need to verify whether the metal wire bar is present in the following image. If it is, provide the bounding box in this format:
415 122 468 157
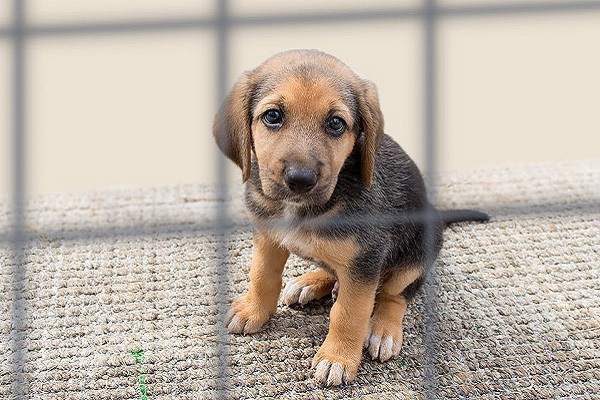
215 0 231 398
2 1 600 38
0 200 599 246
423 0 440 397
0 16 216 37
441 0 600 17
10 0 27 397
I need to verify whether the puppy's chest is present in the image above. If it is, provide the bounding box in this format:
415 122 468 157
270 210 320 261
256 207 358 270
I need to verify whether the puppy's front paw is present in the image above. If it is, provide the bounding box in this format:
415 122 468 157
364 316 403 362
226 295 271 334
312 339 361 386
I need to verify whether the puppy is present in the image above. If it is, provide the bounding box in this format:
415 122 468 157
213 49 488 386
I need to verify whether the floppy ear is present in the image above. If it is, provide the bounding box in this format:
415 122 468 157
357 79 384 187
213 72 254 182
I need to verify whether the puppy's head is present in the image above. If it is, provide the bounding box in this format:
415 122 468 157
213 50 384 205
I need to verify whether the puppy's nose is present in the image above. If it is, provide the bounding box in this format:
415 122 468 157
284 167 317 194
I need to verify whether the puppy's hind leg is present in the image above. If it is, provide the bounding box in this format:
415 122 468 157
313 273 378 386
365 265 423 362
282 268 336 306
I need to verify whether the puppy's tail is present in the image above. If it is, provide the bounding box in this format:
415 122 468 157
439 209 490 225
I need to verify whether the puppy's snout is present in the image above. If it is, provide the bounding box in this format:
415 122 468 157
284 167 317 194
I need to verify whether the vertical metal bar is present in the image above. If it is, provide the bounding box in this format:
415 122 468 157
11 0 28 397
423 0 439 398
215 0 230 398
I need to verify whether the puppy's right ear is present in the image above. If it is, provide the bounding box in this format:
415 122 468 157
213 72 253 182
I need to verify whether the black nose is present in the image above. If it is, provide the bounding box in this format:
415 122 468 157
284 167 317 194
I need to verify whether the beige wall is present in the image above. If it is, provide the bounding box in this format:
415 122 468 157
1 1 599 196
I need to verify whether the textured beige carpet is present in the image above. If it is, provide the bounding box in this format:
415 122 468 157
1 160 599 399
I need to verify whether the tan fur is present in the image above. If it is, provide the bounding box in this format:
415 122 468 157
212 73 253 181
252 75 358 201
226 233 289 334
313 274 378 385
365 266 423 361
272 229 359 271
381 266 423 296
293 269 335 298
281 269 336 306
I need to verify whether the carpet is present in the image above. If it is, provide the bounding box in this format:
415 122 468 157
1 160 599 399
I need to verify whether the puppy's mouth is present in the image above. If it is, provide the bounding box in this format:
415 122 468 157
262 178 335 206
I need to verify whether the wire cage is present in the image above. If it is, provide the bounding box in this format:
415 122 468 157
2 1 600 398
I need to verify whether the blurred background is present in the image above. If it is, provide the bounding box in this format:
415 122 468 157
1 0 599 196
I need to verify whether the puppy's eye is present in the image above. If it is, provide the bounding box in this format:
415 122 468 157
326 116 346 137
262 109 283 127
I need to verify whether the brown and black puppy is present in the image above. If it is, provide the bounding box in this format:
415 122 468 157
213 49 487 386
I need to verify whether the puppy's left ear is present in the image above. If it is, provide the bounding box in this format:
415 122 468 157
213 72 254 182
357 79 384 187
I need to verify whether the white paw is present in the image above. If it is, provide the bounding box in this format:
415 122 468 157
314 359 353 387
225 296 269 334
364 329 402 362
282 279 315 306
225 309 247 334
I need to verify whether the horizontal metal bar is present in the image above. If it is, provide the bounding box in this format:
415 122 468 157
442 0 600 18
0 199 598 246
0 16 216 37
1 1 600 38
